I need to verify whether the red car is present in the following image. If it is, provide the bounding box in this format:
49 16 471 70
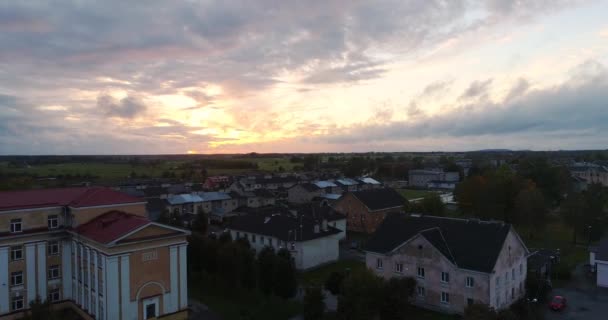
549 296 567 311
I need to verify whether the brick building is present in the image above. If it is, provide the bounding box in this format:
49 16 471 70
333 188 405 233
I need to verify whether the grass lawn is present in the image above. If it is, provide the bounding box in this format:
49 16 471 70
0 161 186 182
299 260 366 287
397 188 434 200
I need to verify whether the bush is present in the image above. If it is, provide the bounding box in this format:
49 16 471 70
324 271 345 295
552 263 572 281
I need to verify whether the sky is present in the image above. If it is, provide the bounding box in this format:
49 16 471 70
1 0 607 154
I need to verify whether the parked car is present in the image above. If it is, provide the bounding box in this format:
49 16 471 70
549 295 567 311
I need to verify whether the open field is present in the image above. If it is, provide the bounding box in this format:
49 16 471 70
236 157 297 172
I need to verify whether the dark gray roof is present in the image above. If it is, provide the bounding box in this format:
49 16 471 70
253 188 275 198
295 203 346 222
143 186 167 198
350 188 405 211
365 213 514 273
228 214 341 242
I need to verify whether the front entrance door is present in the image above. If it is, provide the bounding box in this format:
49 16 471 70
143 296 159 319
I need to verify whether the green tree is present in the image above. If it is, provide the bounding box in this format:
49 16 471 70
337 269 383 320
191 211 208 235
274 248 297 298
515 185 547 237
561 192 585 243
420 193 446 216
258 246 277 295
379 277 416 320
303 287 325 320
324 271 345 295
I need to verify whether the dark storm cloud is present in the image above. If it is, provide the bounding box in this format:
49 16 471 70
324 61 608 144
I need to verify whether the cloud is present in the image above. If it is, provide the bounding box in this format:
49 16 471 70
505 78 530 101
421 80 453 97
96 94 147 118
459 79 493 100
322 60 608 147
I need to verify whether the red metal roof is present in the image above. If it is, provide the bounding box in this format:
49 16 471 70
0 187 144 211
73 210 149 244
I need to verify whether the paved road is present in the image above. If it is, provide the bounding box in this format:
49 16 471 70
544 265 608 320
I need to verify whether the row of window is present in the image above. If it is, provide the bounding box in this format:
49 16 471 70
236 232 296 250
9 215 60 233
376 260 475 288
496 264 524 288
10 289 61 311
10 241 60 261
10 265 61 286
415 286 458 305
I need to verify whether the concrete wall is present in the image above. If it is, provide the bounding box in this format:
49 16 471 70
488 229 527 310
597 261 608 287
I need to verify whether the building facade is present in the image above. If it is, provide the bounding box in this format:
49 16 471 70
0 187 189 320
333 188 405 233
365 214 529 314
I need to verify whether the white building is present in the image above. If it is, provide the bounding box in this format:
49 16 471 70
227 214 342 270
590 239 608 287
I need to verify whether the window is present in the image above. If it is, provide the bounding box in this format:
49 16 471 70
417 286 426 297
467 298 474 306
466 276 474 288
376 258 383 269
505 271 509 282
519 263 523 275
441 292 450 304
268 238 272 246
48 241 60 255
11 271 23 286
511 288 515 300
99 302 104 320
512 268 515 281
395 263 403 273
252 235 256 243
261 236 265 243
12 297 24 311
146 303 156 319
10 246 23 261
496 277 500 287
48 289 61 302
496 296 500 306
441 272 450 283
236 232 240 238
10 219 22 233
417 267 425 279
48 265 60 279
48 215 59 229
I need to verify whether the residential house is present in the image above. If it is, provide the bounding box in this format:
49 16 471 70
590 238 608 287
365 214 529 314
409 170 459 189
195 192 238 222
166 194 204 216
427 180 458 190
295 204 347 241
335 178 360 193
203 176 232 191
357 177 383 190
287 183 325 204
570 163 608 186
227 214 341 269
0 187 189 320
333 188 405 233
